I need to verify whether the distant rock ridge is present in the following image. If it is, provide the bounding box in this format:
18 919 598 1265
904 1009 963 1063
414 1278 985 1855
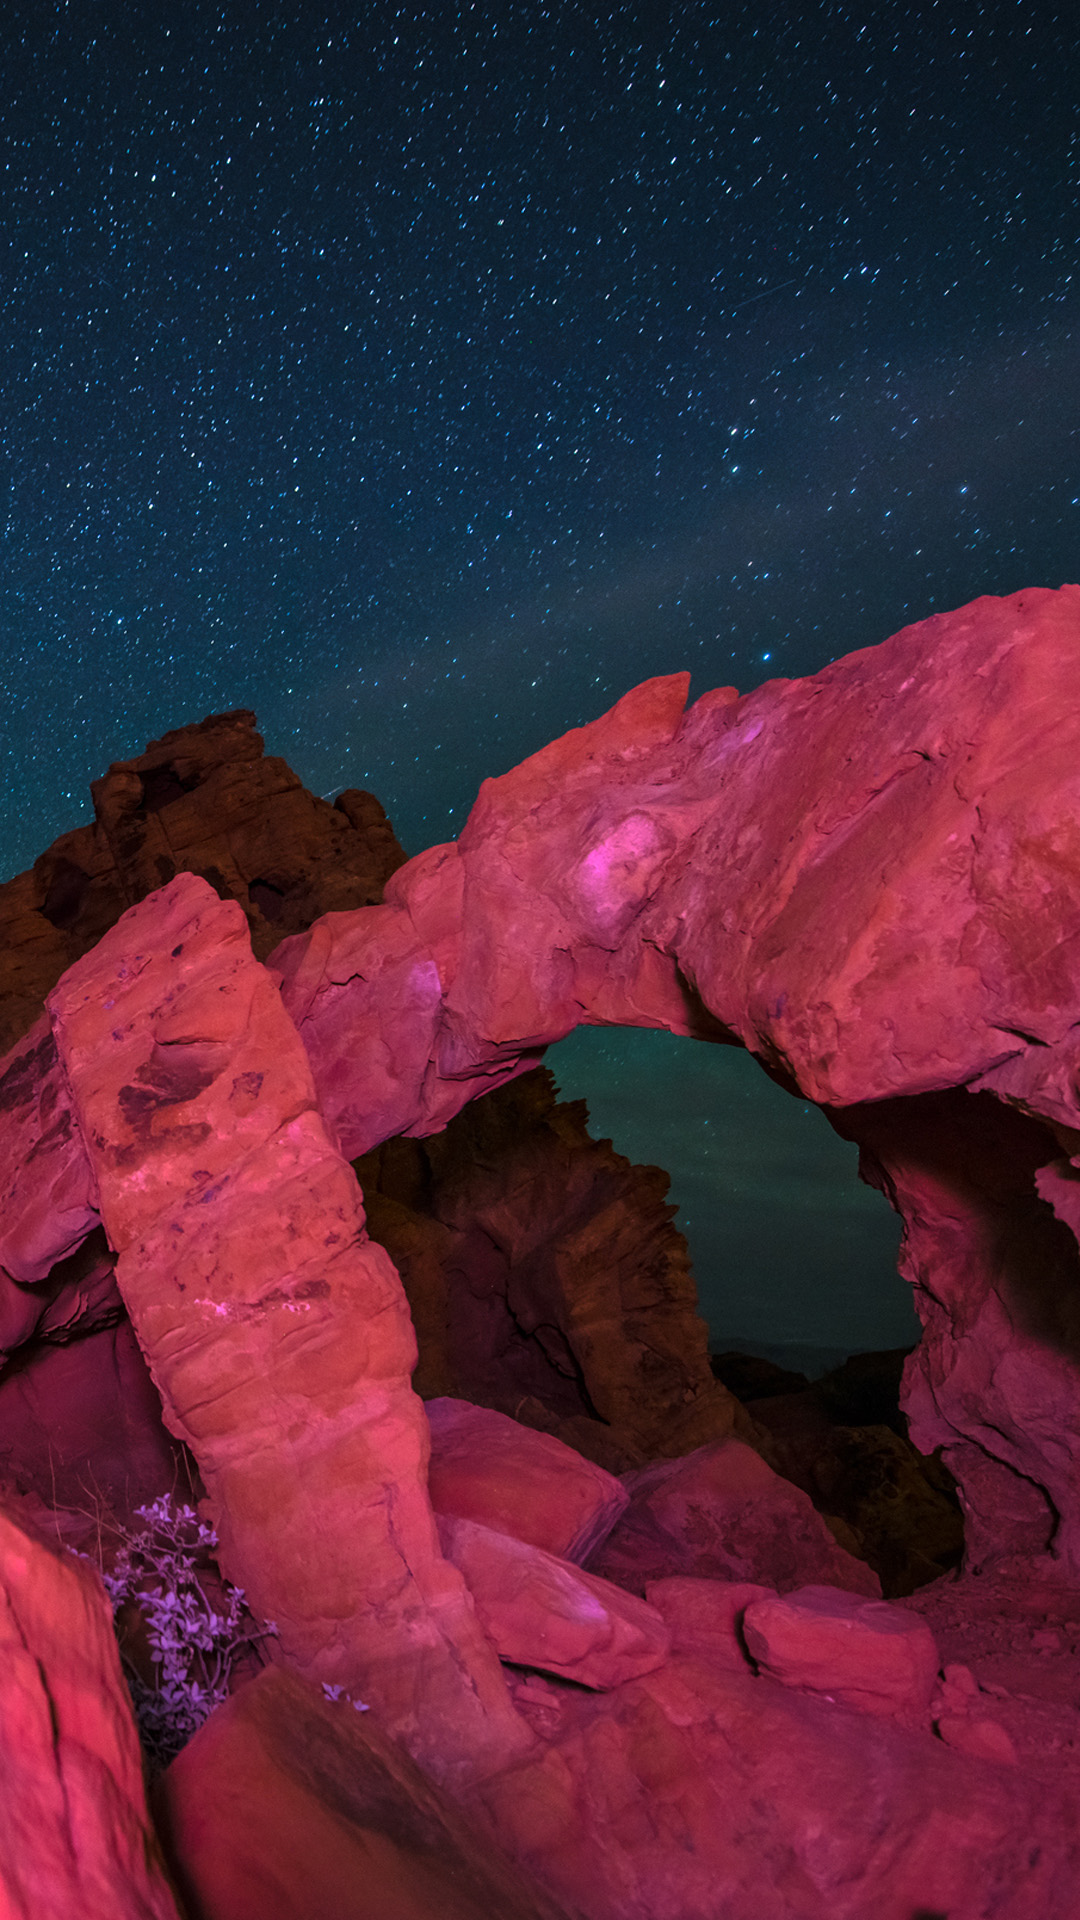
0 708 407 1057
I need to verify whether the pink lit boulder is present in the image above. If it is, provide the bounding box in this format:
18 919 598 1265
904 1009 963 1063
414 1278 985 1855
154 1666 572 1920
0 1501 181 1919
425 1397 629 1563
741 1584 940 1724
438 1514 671 1689
645 1575 775 1671
587 1438 881 1598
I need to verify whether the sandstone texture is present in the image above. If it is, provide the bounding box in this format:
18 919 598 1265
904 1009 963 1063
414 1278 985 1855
3 592 1080 1912
587 1438 881 1598
271 584 1080 1573
0 1500 181 1919
154 1667 573 1920
426 1397 628 1562
0 709 406 1058
740 1583 940 1722
438 1513 671 1689
47 872 530 1785
716 1347 964 1596
356 1068 745 1461
467 1654 1080 1920
0 1319 187 1527
644 1575 775 1670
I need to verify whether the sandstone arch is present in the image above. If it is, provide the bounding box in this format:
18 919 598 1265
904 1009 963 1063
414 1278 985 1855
1 583 1079 1801
270 583 1080 1574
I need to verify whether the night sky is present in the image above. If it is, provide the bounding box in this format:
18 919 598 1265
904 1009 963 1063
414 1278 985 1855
3 3 1076 1362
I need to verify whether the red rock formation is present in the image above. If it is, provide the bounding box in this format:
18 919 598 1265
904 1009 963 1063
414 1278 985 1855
467 1654 1080 1920
645 1575 776 1670
437 1514 671 1689
358 1070 745 1461
47 871 531 1786
271 584 1080 1574
0 1500 181 1918
154 1667 572 1920
0 713 735 1497
587 1438 881 1598
0 708 405 1058
740 1584 940 1723
426 1397 629 1561
0 1320 188 1527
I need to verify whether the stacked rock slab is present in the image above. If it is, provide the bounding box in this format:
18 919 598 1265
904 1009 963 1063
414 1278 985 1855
46 871 531 1786
271 585 1080 1574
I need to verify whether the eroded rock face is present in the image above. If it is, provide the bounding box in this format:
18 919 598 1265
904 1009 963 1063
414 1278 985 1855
0 1500 181 1919
271 584 1080 1572
741 1584 940 1724
47 872 531 1786
587 1439 881 1598
154 1667 571 1920
426 1397 629 1562
438 1514 672 1689
0 708 406 1058
467 1655 1080 1920
358 1070 744 1460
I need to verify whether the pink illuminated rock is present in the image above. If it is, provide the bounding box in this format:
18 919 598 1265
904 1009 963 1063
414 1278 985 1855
154 1667 571 1920
270 585 1080 1572
0 1500 181 1918
587 1438 881 1598
645 1575 774 1670
935 1712 1019 1766
467 1654 1080 1920
0 1015 99 1284
741 1584 940 1723
425 1397 628 1563
47 873 531 1787
438 1513 671 1689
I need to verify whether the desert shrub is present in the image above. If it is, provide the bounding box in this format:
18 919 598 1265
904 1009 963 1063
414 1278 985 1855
89 1494 274 1772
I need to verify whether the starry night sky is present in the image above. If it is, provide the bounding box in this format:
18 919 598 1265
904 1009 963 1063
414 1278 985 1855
3 3 1077 1361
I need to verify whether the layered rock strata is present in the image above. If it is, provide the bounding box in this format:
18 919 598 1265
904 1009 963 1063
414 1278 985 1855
47 872 531 1785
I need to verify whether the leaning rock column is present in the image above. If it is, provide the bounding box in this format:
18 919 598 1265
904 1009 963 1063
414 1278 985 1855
47 873 530 1786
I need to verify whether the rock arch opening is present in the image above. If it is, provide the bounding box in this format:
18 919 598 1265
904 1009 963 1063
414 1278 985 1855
546 1023 911 1375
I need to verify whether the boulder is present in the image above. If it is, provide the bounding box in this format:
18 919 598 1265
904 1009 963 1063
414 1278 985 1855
587 1439 881 1598
0 1499 181 1918
425 1397 628 1563
645 1575 774 1670
741 1584 940 1723
438 1514 671 1689
154 1666 574 1920
934 1712 1019 1765
467 1654 1080 1920
0 1318 188 1528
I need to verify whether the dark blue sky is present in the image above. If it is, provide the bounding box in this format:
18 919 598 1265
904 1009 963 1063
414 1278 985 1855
2 2 1075 1360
